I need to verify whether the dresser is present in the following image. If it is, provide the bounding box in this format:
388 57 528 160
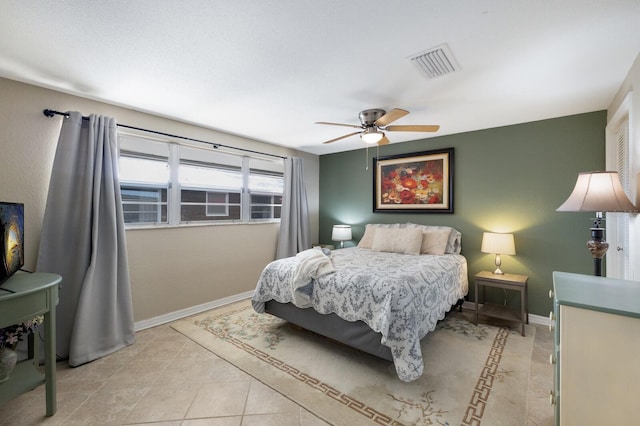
550 271 640 425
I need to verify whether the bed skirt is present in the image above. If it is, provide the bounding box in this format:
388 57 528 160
264 300 394 361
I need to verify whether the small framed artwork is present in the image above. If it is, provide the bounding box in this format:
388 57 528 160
373 148 454 213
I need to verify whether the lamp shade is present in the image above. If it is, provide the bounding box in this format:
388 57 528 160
331 225 352 242
556 171 638 212
481 232 516 255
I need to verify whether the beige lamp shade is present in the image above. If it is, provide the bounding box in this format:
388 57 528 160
331 225 352 242
481 232 515 274
481 232 516 255
556 171 637 276
556 171 638 213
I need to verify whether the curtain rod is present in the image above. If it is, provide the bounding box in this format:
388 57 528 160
42 109 286 160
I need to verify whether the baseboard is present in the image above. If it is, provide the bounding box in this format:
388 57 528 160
136 295 550 332
134 291 254 331
460 301 549 327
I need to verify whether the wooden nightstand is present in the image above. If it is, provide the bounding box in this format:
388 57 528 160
474 270 529 336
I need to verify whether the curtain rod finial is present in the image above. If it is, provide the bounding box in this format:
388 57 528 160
43 109 71 119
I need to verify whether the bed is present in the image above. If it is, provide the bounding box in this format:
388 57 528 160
251 223 468 382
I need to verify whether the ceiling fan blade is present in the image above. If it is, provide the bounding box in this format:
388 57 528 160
315 121 363 129
322 131 362 144
377 135 390 146
374 108 409 127
384 124 440 132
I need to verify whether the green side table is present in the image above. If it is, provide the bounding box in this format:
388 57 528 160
0 272 61 416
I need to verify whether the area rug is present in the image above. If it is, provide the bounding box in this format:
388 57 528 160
171 300 535 425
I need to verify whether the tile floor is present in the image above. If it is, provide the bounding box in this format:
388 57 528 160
0 308 555 425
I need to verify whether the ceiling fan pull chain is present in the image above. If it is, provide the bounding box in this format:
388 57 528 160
365 145 369 170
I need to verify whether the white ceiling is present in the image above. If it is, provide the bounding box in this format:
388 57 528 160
1 1 639 155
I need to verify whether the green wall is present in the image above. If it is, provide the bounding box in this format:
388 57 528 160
318 111 606 316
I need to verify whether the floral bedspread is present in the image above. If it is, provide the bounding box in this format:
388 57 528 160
251 247 469 382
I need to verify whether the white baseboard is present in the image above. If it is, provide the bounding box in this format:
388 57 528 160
461 301 549 327
136 295 550 332
134 291 254 331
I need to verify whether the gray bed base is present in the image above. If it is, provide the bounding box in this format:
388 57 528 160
264 298 465 363
264 300 394 361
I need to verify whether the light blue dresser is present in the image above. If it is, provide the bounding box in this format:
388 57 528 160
550 271 640 425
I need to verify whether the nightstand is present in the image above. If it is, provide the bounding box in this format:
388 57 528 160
474 270 528 336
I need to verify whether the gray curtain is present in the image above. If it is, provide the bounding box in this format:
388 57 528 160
37 112 135 366
276 157 311 258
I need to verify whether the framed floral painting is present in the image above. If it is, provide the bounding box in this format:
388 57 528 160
373 148 454 213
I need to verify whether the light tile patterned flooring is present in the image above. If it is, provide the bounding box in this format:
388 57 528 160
0 309 555 425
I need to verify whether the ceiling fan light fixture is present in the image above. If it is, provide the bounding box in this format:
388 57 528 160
360 128 384 144
316 107 439 145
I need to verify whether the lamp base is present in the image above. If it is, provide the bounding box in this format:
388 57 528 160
493 254 504 275
587 227 609 277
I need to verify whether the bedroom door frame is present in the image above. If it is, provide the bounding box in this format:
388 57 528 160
605 92 636 280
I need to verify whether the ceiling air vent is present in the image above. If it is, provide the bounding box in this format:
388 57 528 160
409 44 459 79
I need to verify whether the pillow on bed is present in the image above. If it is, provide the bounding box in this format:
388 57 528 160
406 223 462 254
358 223 404 249
419 228 451 255
371 227 423 255
358 224 377 249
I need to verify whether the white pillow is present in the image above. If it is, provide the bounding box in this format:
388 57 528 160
357 224 377 249
406 223 462 254
371 227 423 255
419 228 451 255
357 223 404 249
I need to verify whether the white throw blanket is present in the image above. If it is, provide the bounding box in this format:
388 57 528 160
290 248 335 307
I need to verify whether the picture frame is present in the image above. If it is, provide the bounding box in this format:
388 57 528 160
373 148 454 213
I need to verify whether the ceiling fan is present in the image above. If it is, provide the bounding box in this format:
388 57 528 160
316 108 440 145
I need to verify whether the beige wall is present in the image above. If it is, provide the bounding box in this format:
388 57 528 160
0 77 319 322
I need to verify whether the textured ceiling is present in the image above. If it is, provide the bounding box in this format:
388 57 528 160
1 0 639 155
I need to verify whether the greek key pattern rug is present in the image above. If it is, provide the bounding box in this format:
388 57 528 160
172 301 534 425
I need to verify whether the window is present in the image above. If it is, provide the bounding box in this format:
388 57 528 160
178 156 243 222
249 170 283 220
118 141 170 225
121 185 168 224
118 133 284 226
206 192 233 216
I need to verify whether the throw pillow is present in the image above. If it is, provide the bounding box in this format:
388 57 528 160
371 227 423 255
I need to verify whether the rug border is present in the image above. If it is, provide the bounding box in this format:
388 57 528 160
172 302 535 425
172 313 391 425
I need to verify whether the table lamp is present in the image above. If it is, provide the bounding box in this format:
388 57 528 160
557 171 638 276
481 232 516 275
331 225 352 249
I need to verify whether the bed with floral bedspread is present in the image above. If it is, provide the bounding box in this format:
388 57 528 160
252 233 468 382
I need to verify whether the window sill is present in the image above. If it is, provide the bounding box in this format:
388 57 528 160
125 220 280 231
